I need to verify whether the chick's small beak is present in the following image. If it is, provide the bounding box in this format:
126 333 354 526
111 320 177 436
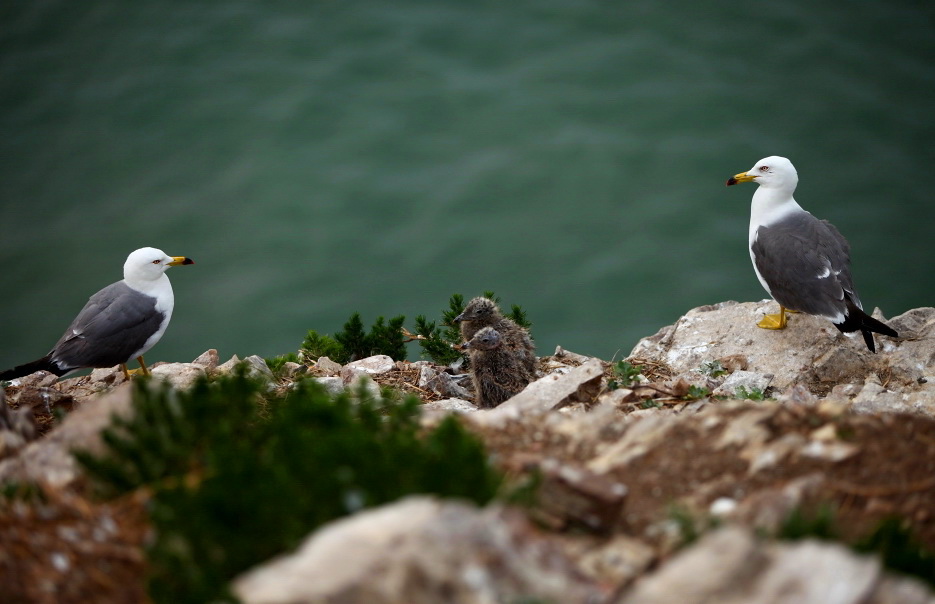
726 171 756 187
168 256 195 266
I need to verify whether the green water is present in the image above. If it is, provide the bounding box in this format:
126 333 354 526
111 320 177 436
1 1 933 370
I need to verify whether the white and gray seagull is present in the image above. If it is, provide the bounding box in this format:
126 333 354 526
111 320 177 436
726 156 896 352
0 247 194 380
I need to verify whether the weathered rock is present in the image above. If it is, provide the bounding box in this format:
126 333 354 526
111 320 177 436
776 383 819 407
343 355 395 377
279 362 305 378
0 389 36 458
587 413 678 474
345 374 382 401
315 356 343 375
88 366 125 385
11 371 60 389
0 384 134 488
598 388 637 408
884 307 935 384
571 534 656 588
243 355 275 382
545 401 625 444
417 365 473 399
630 301 925 395
232 496 600 604
806 346 867 390
3 302 934 601
848 374 935 416
421 398 477 414
150 363 207 390
742 431 807 475
713 370 773 398
0 430 29 459
191 349 219 371
830 382 863 399
13 384 75 417
535 458 628 531
617 526 934 604
553 346 596 364
311 377 344 396
730 474 825 533
216 355 242 374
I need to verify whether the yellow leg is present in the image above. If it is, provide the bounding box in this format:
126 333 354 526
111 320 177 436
122 356 151 378
757 305 790 330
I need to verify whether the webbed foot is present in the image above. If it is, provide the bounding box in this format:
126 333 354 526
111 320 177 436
757 306 790 330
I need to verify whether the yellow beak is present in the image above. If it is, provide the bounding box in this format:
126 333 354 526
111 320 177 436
726 171 757 186
168 256 195 266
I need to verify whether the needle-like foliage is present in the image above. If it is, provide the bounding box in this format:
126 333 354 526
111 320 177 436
75 369 501 603
300 312 407 363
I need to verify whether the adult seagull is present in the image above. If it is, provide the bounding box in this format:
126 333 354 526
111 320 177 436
726 156 896 352
0 247 194 380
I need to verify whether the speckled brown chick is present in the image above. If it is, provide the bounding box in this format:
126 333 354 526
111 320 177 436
464 326 535 409
454 297 537 375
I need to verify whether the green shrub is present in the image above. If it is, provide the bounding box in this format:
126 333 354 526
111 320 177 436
505 303 532 329
699 360 728 378
734 385 768 401
856 517 935 587
265 352 299 375
482 290 533 330
779 506 934 587
414 294 467 365
300 312 407 363
75 370 502 603
300 329 344 361
366 315 407 361
608 361 641 390
778 504 837 541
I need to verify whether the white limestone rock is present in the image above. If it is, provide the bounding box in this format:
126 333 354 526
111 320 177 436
216 355 242 375
232 497 599 604
311 377 345 396
314 356 343 375
0 384 134 489
630 301 929 396
617 526 933 604
191 349 220 372
713 370 773 398
150 363 207 390
344 355 395 376
471 358 604 428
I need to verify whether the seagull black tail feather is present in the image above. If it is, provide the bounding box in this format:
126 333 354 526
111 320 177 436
834 298 898 353
0 354 66 381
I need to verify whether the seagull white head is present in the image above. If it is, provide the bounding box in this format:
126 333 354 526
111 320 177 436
726 156 798 193
123 247 194 284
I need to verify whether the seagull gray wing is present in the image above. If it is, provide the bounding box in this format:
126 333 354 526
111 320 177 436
751 212 856 321
818 218 862 309
51 281 165 369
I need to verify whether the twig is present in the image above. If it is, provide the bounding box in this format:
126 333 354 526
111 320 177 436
400 327 428 343
828 476 935 497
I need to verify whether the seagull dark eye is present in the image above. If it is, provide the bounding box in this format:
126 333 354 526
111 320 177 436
759 165 769 172
152 259 161 264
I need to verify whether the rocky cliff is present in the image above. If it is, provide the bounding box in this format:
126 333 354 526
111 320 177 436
2 301 934 603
